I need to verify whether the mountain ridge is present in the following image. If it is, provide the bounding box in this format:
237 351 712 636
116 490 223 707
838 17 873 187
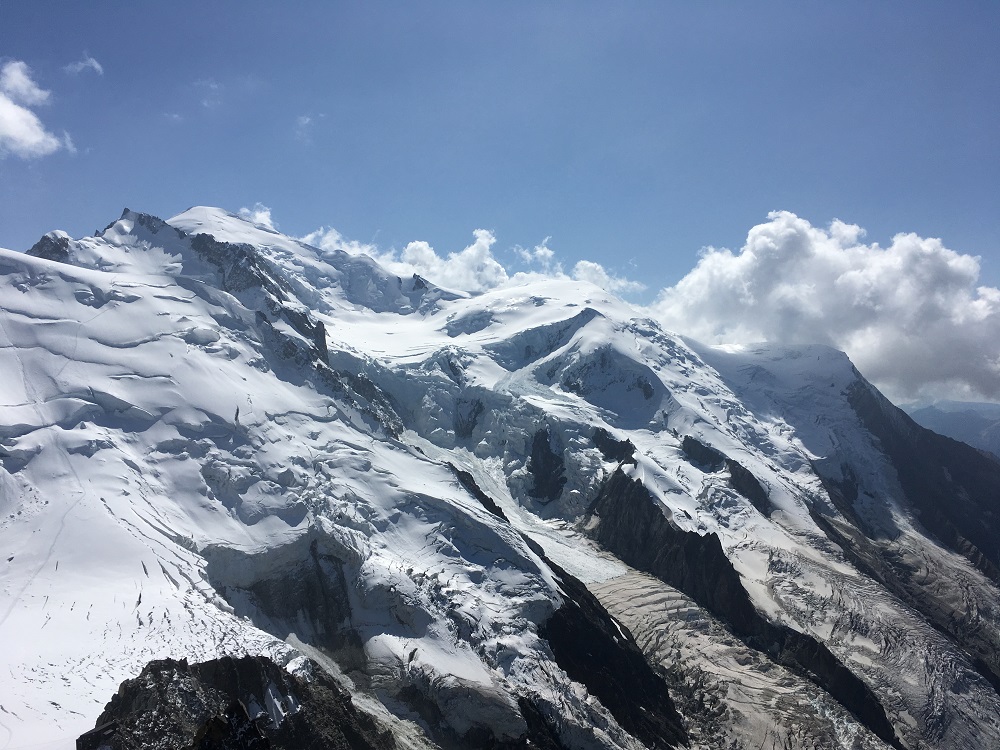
1 207 999 749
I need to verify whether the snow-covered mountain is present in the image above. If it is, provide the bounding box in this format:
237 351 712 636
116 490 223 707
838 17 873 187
2 207 1000 750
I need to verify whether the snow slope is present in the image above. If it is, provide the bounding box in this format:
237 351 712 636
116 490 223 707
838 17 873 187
3 207 1000 749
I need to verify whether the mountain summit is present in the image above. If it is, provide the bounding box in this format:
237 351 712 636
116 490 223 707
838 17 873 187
2 208 999 749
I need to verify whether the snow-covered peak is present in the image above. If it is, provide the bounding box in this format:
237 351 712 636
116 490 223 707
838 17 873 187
169 205 303 256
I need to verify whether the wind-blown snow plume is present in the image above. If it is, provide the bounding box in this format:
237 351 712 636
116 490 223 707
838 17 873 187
0 60 64 159
651 211 1000 401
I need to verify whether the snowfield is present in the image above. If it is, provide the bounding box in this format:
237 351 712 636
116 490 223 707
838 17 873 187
2 207 1000 749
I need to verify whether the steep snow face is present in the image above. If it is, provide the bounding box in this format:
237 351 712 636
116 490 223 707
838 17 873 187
3 207 1000 750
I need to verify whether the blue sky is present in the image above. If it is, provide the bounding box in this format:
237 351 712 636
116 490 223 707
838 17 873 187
2 1 1000 400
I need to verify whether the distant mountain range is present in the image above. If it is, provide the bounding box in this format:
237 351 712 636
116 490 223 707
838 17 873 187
2 207 1000 749
904 400 1000 457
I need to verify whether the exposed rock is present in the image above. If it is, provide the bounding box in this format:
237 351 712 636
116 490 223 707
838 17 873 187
724 459 772 517
680 437 772 515
450 463 509 521
527 428 567 503
680 436 724 473
454 398 485 438
27 232 71 262
77 655 395 750
593 427 636 465
539 558 688 749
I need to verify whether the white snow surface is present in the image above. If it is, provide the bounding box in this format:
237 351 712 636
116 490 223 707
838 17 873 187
1 207 999 749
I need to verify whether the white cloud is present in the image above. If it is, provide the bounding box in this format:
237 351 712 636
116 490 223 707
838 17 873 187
238 203 276 230
300 220 648 297
516 237 561 274
572 259 646 295
378 230 509 293
64 55 103 76
303 226 516 292
651 211 1000 401
300 225 379 257
0 61 63 159
0 61 50 106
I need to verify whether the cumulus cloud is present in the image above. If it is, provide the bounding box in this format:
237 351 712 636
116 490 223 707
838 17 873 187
300 225 378 257
382 230 509 293
1 61 50 106
64 55 103 76
302 227 515 292
651 211 1000 402
572 259 646 295
300 221 647 297
0 61 63 159
516 237 560 274
238 203 277 230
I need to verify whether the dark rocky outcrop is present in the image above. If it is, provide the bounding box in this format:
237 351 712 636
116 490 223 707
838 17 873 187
527 428 567 502
725 459 772 516
593 427 636 464
450 463 509 522
540 558 688 749
27 233 70 262
194 700 270 749
681 437 773 515
680 436 725 473
77 655 394 750
515 698 569 750
191 233 290 299
454 398 485 438
442 474 687 747
587 469 903 750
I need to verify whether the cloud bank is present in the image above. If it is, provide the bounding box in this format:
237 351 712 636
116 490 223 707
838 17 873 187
301 223 644 297
652 211 1000 402
0 61 67 159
